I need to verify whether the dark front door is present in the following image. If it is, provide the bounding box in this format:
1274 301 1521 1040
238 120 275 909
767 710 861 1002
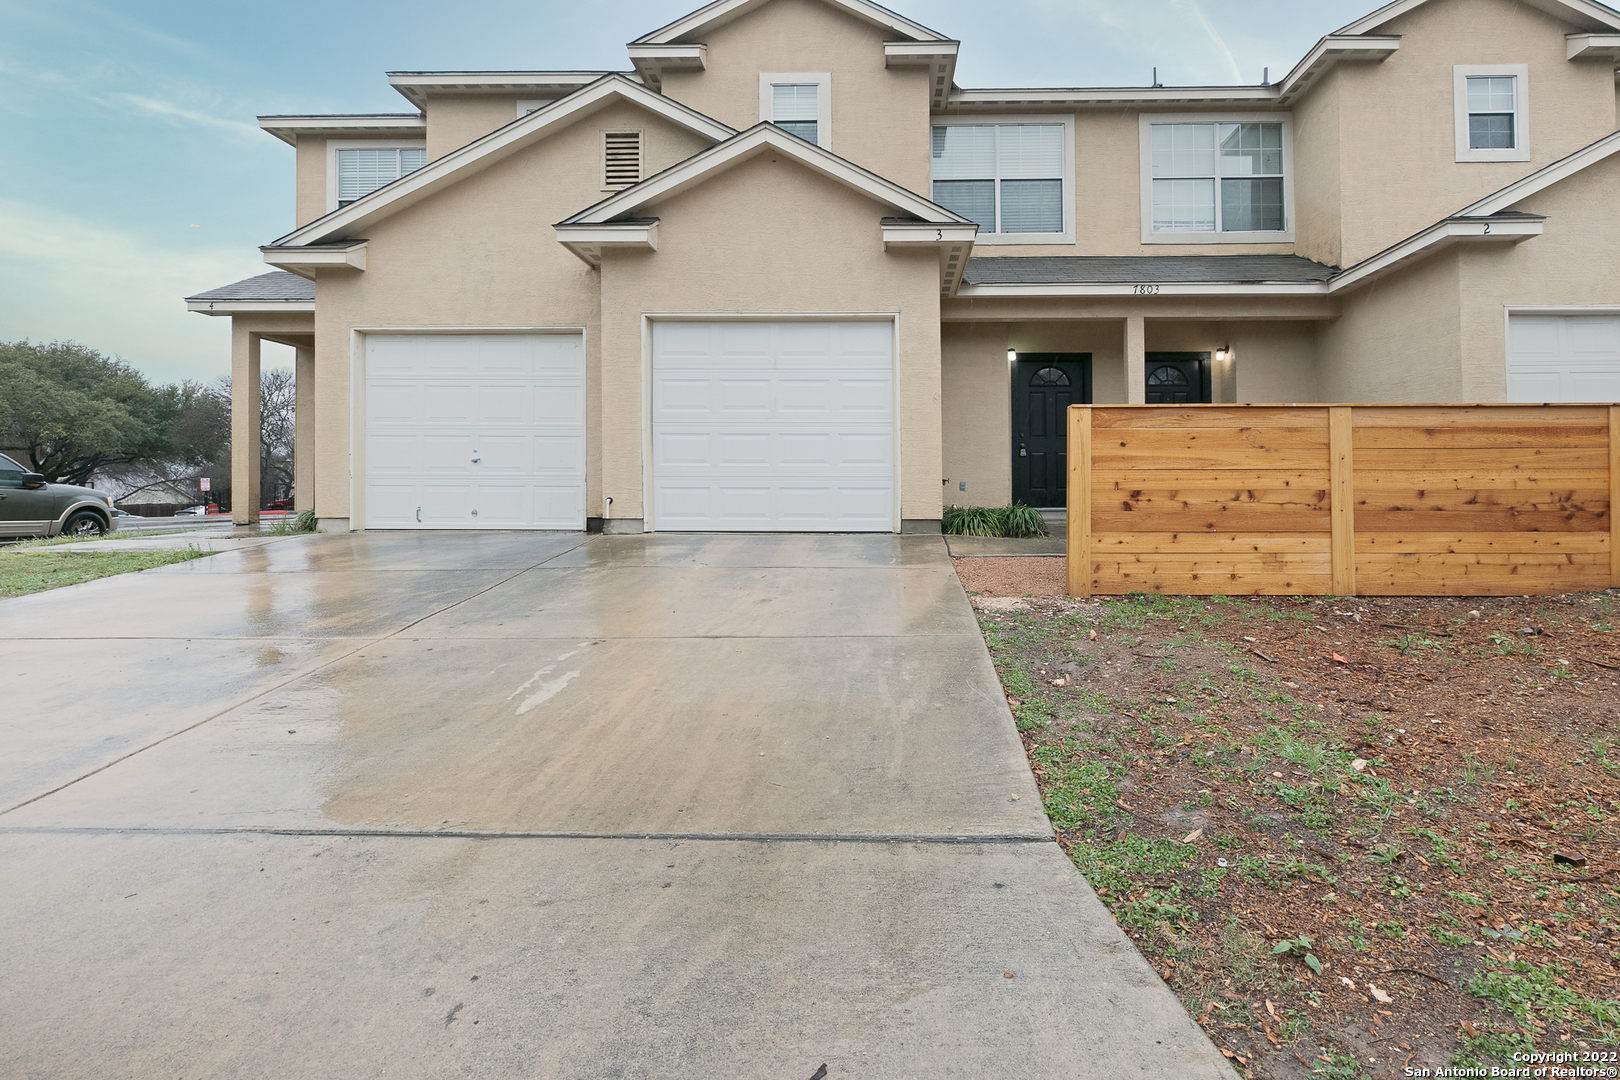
1011 353 1092 508
1144 352 1213 404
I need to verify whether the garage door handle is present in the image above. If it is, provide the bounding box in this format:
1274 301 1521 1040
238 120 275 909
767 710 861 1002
416 507 422 523
471 458 480 464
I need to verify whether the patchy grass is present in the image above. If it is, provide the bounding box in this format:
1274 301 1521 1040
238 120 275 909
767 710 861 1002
966 584 1620 1079
0 547 208 599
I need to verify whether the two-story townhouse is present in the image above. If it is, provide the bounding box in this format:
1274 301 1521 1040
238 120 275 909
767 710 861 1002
186 0 1620 534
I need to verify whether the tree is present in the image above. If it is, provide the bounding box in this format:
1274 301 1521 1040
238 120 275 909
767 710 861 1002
258 369 296 505
0 340 226 485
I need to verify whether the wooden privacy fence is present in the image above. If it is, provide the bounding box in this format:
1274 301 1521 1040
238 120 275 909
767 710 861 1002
1066 404 1620 597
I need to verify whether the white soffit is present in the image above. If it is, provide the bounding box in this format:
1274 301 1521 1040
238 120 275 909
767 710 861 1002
630 0 951 45
1336 0 1620 34
561 123 972 228
385 71 632 110
273 75 735 248
1455 128 1620 217
884 41 959 110
262 241 368 279
554 220 660 266
186 299 317 315
1567 32 1620 57
258 115 425 147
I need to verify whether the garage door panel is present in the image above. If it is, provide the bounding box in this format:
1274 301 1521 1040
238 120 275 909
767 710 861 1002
364 334 584 530
652 322 894 532
1508 315 1620 404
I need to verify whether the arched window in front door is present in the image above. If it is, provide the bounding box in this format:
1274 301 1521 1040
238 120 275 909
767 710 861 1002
1148 365 1191 387
1030 367 1071 387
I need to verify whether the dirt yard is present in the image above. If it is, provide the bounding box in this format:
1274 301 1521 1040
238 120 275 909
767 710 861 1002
956 556 1620 1080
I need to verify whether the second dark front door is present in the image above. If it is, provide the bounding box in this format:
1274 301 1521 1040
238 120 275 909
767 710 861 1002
1011 353 1092 508
1144 352 1213 404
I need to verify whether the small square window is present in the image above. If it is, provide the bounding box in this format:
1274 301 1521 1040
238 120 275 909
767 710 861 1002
760 73 829 148
1455 66 1529 162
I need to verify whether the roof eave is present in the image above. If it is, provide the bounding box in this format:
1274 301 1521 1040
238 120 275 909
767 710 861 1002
1328 216 1545 294
186 299 318 315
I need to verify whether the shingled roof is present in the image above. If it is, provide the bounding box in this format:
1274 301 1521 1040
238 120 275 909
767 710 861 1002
185 272 315 302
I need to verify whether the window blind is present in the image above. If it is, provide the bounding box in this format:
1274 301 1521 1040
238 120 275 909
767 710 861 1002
336 147 426 206
771 83 819 143
929 123 1064 234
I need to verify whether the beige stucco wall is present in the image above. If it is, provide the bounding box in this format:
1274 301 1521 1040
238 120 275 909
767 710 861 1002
1316 249 1464 402
941 322 1011 506
659 0 933 193
307 99 714 522
293 136 327 229
423 95 526 161
598 150 944 526
1455 151 1620 400
1292 68 1344 268
1336 0 1619 266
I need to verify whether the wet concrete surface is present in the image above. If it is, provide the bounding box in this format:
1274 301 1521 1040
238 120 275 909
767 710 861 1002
0 531 1234 1078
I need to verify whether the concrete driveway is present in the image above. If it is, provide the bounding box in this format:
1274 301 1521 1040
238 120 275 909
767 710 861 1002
0 532 1232 1079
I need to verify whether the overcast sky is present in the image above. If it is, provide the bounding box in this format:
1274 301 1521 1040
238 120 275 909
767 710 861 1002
0 0 1374 382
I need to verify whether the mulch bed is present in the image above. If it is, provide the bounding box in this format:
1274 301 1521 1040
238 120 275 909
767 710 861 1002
957 559 1620 1079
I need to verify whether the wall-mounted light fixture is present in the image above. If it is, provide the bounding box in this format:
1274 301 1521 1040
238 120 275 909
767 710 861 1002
1215 346 1231 362
1007 349 1018 364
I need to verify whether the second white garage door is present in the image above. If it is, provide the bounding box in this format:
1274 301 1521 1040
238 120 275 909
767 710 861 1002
364 333 584 530
1507 314 1620 402
652 321 896 532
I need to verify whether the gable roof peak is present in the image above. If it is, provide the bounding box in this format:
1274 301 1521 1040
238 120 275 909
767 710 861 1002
632 0 951 45
1335 0 1620 36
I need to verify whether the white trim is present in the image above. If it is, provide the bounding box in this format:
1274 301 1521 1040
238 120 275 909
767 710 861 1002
759 73 832 149
325 139 427 213
186 299 316 315
562 124 972 228
632 0 948 44
1273 36 1402 104
554 220 659 265
956 282 1330 298
347 325 589 533
1454 65 1531 163
258 115 424 147
1505 304 1620 314
1567 33 1620 57
1327 216 1544 294
1337 0 1620 35
929 114 1076 246
263 242 368 277
884 41 959 63
640 313 904 535
1138 112 1295 245
1456 128 1620 215
387 72 621 109
880 223 979 245
277 75 735 247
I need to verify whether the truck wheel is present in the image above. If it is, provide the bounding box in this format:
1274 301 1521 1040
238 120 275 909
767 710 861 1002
63 511 107 538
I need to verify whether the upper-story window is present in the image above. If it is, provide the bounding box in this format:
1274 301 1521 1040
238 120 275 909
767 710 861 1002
1139 113 1293 245
929 116 1075 245
759 73 831 148
329 142 427 210
1454 65 1529 163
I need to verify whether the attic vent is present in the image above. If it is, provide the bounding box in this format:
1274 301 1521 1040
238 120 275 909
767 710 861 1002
604 131 642 189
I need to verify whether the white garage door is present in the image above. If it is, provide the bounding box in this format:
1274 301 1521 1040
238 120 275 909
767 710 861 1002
1507 314 1620 402
652 321 895 532
364 333 584 530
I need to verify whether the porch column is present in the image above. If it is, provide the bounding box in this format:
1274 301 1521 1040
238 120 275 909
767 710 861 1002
1125 315 1146 404
230 324 261 525
294 344 315 516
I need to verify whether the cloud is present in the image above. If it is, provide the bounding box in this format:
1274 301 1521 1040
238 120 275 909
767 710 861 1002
0 199 274 382
110 92 262 140
1173 0 1244 84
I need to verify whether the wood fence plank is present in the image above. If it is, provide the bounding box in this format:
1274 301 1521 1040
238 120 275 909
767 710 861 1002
1355 532 1610 554
1091 509 1333 533
1069 407 1092 598
1103 471 1331 490
1356 553 1610 595
1330 407 1355 596
1093 533 1330 554
1350 469 1607 487
1612 405 1620 588
1355 447 1600 470
1353 425 1610 450
1354 508 1607 532
1353 405 1609 426
1093 408 1327 430
1352 490 1610 514
1103 488 1331 512
1095 428 1331 457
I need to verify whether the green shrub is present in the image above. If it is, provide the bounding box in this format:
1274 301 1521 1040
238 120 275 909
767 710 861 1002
943 504 1049 538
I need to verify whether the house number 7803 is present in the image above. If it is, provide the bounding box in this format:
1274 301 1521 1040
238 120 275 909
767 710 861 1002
1133 284 1161 295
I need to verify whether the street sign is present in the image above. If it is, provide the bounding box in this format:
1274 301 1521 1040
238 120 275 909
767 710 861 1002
199 477 211 492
